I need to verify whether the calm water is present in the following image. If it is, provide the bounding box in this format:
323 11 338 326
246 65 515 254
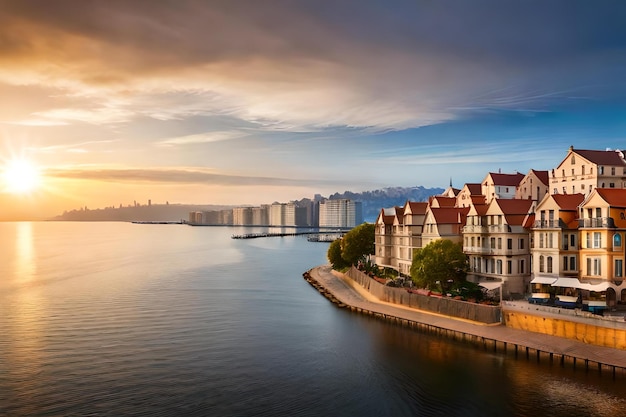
0 222 625 416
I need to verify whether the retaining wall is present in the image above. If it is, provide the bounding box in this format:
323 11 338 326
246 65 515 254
342 266 501 324
505 310 626 350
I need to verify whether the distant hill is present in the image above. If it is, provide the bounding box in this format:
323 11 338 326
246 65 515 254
327 186 445 222
51 204 234 222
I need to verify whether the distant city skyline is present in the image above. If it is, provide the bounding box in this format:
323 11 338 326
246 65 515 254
1 1 626 220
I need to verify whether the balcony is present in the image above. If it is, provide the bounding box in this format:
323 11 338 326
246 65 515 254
463 225 488 234
533 219 563 229
578 217 615 228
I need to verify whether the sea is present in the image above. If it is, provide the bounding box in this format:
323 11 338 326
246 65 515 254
1 221 625 416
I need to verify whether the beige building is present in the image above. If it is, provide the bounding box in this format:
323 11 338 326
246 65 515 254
422 206 469 247
463 198 533 295
481 172 525 203
516 169 549 202
549 147 626 196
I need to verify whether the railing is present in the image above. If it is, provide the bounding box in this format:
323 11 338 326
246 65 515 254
533 219 563 229
462 225 488 233
578 217 615 228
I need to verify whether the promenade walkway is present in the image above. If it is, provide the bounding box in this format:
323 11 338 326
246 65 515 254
308 265 626 375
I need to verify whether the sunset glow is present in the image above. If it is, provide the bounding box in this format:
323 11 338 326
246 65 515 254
0 1 625 220
2 159 41 194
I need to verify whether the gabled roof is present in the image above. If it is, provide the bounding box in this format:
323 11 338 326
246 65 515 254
594 188 626 207
404 201 428 215
487 172 525 187
530 169 549 185
466 183 482 195
429 195 456 207
493 198 534 215
573 148 626 166
376 208 396 225
428 207 470 225
552 193 585 211
393 206 405 225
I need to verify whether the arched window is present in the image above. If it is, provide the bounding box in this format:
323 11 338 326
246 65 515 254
547 257 553 273
614 233 622 248
539 255 545 273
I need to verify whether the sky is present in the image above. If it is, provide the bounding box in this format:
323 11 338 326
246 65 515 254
1 0 626 220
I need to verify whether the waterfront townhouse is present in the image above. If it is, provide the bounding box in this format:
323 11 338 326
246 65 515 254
481 172 525 202
463 198 533 295
421 206 469 247
529 193 584 301
515 169 549 203
578 188 626 306
396 201 429 275
549 147 626 196
455 183 483 208
374 207 398 269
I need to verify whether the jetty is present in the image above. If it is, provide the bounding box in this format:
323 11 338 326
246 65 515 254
232 231 345 239
304 265 626 378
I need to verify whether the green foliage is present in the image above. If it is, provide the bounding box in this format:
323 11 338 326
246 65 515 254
340 223 375 265
410 239 468 291
327 238 348 269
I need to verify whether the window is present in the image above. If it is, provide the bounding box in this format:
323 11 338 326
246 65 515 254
539 255 545 273
610 183 615 188
519 260 525 274
539 233 544 248
570 234 575 248
507 261 512 274
497 237 502 249
547 257 553 273
612 167 616 175
490 237 496 249
571 169 575 176
563 256 568 271
507 239 513 250
593 232 601 248
616 259 623 278
569 256 576 271
588 258 601 276
582 165 585 175
553 188 558 194
519 238 525 249
614 233 622 249
547 233 553 248
586 233 591 248
563 234 569 250
571 155 575 164
600 166 604 175
497 260 502 274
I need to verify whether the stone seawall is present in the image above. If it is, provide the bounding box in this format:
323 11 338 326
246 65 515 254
343 266 501 324
505 310 626 350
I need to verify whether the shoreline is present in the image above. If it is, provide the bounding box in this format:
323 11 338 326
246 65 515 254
304 265 626 378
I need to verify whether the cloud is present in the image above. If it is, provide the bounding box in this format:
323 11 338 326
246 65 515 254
157 131 246 146
2 0 624 134
46 166 340 187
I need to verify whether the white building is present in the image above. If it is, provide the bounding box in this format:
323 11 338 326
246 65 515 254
319 199 363 228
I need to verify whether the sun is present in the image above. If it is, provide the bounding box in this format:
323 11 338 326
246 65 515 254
2 158 42 194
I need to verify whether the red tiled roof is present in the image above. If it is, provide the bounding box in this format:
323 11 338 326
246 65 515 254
470 195 486 205
488 172 525 186
405 201 428 214
530 170 549 185
523 213 535 229
552 193 585 211
430 207 470 224
466 183 482 194
574 149 626 166
430 196 456 207
595 188 626 207
494 198 533 215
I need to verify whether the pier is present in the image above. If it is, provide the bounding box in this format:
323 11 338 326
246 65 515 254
232 230 346 239
304 265 626 378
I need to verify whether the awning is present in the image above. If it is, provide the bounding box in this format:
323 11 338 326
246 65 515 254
551 277 611 292
531 276 557 285
478 280 503 290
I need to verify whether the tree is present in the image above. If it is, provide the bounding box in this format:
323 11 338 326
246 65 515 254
327 238 348 270
340 223 375 266
410 239 468 291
